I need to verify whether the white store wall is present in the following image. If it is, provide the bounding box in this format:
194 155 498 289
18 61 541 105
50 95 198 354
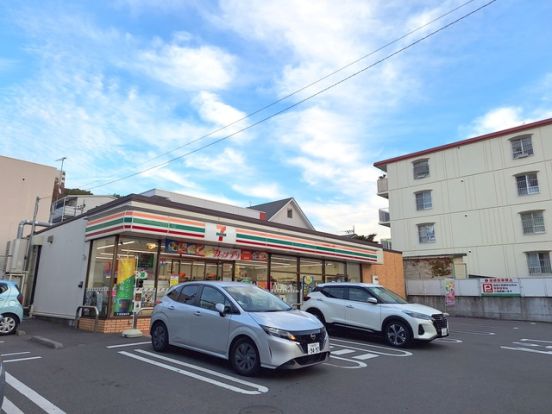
32 218 90 319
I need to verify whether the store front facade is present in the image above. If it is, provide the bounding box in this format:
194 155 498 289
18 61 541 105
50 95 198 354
31 194 384 333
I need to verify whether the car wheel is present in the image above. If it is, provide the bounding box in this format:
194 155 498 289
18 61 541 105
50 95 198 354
384 320 412 348
0 314 19 335
151 322 169 352
307 309 326 326
231 338 260 377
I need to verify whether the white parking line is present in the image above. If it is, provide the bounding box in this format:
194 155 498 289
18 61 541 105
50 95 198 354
5 372 66 414
4 357 43 363
331 349 355 356
119 350 268 395
0 352 31 357
520 338 552 344
2 397 25 414
331 339 412 357
451 330 495 336
500 346 552 355
106 341 151 349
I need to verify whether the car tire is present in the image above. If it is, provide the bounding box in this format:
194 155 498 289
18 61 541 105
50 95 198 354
307 309 327 326
384 319 412 348
0 314 19 335
151 322 169 352
230 337 260 377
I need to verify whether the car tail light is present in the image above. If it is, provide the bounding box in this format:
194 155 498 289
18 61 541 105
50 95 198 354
17 293 23 305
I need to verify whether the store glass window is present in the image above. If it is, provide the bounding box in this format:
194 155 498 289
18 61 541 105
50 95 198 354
270 255 298 305
112 237 158 316
300 258 323 300
346 262 362 283
235 259 268 289
324 260 346 283
85 237 116 318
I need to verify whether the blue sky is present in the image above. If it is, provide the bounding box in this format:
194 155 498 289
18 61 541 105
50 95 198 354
1 0 552 239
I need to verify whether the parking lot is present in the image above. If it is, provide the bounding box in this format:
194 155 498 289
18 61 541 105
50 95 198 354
2 316 552 414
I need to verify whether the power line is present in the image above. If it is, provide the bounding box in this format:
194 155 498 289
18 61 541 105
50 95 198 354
87 0 496 191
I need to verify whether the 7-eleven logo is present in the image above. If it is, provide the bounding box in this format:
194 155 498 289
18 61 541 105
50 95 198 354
206 223 236 244
216 225 227 242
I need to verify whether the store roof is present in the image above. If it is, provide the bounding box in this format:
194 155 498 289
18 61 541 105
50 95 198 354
248 198 294 219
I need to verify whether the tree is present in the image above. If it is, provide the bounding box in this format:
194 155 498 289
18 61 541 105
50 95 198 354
352 233 377 242
64 188 93 196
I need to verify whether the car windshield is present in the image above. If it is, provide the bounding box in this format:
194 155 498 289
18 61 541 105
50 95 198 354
366 287 408 304
224 285 292 312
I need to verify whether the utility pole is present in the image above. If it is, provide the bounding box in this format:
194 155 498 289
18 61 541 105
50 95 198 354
22 196 40 301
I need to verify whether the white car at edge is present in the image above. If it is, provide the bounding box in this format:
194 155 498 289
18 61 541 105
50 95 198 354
301 282 449 347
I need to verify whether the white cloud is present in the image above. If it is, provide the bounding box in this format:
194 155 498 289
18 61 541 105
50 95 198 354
137 38 236 91
465 107 524 136
232 183 283 200
184 147 250 176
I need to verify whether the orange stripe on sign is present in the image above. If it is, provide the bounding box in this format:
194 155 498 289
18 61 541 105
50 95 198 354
128 211 205 227
87 211 128 226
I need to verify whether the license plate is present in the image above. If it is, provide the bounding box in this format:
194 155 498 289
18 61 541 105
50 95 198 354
441 327 448 336
307 342 320 354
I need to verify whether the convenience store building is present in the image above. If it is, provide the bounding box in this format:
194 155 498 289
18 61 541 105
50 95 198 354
29 190 400 333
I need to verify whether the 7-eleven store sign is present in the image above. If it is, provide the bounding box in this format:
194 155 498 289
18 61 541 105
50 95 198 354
205 223 236 244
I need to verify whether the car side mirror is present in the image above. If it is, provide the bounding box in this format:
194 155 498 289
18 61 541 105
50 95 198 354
367 297 378 304
215 303 226 316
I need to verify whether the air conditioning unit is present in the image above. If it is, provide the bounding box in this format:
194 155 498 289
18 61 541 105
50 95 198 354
5 239 27 273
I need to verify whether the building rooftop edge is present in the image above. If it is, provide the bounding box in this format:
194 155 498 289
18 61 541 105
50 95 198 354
373 116 552 170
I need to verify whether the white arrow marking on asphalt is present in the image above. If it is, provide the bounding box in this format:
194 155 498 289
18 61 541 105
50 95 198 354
331 349 355 356
519 339 552 344
325 355 368 369
353 353 379 361
120 350 268 395
512 342 540 347
0 352 31 357
2 397 25 414
500 346 552 355
5 372 66 414
331 339 412 356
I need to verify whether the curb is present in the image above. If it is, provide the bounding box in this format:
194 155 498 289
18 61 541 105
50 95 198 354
30 336 64 349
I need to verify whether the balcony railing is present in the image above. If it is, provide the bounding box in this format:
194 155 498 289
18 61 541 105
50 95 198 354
377 176 388 198
378 208 390 227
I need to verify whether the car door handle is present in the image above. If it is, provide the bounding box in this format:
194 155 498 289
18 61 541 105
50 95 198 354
168 305 175 310
193 311 201 316
346 305 354 308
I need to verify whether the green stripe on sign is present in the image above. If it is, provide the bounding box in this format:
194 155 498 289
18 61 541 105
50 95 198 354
168 222 205 233
86 217 126 233
132 218 169 228
237 233 378 259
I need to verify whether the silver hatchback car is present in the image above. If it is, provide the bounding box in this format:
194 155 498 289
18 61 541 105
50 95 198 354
150 281 330 376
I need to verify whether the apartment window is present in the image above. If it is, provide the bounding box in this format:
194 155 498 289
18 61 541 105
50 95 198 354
516 173 539 195
417 223 435 243
526 252 552 275
511 135 534 159
287 208 293 218
415 190 432 210
520 211 545 234
413 159 429 179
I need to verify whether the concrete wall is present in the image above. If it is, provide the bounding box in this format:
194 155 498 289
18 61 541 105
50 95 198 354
363 250 405 297
0 156 58 274
32 218 89 319
408 295 552 322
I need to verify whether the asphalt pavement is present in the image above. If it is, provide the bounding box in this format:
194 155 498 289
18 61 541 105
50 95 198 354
1 316 551 414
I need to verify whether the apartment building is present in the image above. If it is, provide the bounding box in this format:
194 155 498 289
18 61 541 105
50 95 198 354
374 117 552 280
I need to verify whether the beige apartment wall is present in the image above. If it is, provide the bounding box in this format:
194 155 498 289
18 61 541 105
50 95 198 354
0 156 58 272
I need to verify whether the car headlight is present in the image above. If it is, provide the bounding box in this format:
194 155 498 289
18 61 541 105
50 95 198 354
402 311 432 320
261 325 297 341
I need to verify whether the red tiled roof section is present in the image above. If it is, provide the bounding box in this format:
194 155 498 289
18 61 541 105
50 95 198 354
373 116 552 169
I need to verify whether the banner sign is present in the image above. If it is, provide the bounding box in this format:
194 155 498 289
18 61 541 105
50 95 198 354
480 278 521 296
443 279 456 306
165 239 240 260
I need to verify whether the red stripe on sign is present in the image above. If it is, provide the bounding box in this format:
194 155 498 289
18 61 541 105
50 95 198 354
86 225 125 238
